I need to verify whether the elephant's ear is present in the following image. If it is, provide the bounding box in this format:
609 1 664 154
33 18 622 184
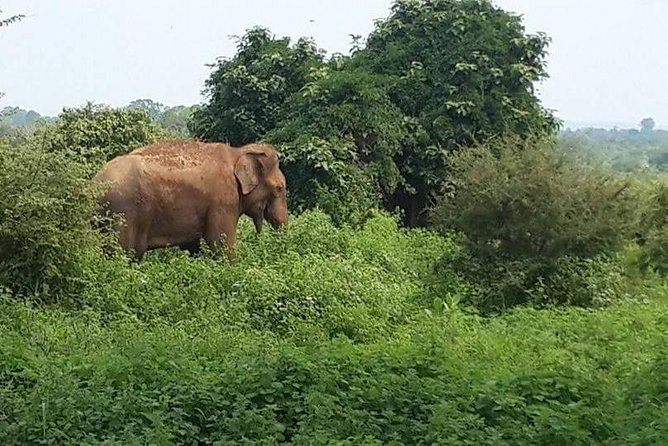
234 153 262 195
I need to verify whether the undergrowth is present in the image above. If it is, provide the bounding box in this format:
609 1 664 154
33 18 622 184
0 210 666 443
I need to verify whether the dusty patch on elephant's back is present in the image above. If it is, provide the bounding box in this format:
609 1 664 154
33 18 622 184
132 140 225 170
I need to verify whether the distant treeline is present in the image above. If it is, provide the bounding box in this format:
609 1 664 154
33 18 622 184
560 119 668 171
0 99 197 138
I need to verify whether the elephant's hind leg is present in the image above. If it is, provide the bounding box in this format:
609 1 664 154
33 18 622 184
118 215 137 255
118 211 149 261
133 210 155 260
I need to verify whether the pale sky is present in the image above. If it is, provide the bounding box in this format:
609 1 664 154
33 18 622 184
1 1 667 129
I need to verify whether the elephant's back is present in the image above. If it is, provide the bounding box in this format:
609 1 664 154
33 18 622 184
130 140 232 171
93 140 236 208
93 153 140 185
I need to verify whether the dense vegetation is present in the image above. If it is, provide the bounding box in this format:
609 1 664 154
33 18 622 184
0 98 195 158
0 205 666 443
431 135 640 313
2 0 668 443
191 0 558 226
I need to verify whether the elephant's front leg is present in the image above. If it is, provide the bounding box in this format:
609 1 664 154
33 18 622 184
204 210 238 263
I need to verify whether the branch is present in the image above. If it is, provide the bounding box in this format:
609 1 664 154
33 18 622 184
0 11 25 28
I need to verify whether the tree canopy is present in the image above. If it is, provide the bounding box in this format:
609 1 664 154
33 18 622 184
640 117 656 133
191 0 557 226
126 99 168 120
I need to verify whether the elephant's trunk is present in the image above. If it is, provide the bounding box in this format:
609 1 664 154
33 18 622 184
253 213 264 233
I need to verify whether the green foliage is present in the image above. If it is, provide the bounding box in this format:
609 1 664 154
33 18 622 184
74 210 458 343
33 102 168 165
435 136 637 260
445 251 631 312
192 0 557 226
0 107 53 147
355 0 559 224
1 101 196 149
0 147 665 441
634 180 668 275
0 107 46 127
126 98 168 119
155 104 198 137
640 117 656 133
190 27 325 145
267 66 407 225
126 99 197 137
431 136 638 312
0 143 104 299
0 288 666 443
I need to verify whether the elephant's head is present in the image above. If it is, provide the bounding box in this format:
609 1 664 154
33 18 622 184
234 143 289 233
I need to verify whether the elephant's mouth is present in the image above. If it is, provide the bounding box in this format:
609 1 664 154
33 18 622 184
264 207 286 230
264 211 282 230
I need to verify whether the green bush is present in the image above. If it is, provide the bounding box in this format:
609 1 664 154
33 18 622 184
0 294 666 444
32 102 171 167
266 67 408 226
0 172 666 442
635 181 668 274
431 136 638 312
0 143 104 300
268 136 382 227
446 253 630 312
76 210 460 343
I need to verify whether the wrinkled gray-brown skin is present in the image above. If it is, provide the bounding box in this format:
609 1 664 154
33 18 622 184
93 140 288 261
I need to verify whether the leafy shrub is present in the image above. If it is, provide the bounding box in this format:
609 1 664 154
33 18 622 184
266 67 408 226
621 348 668 443
76 210 460 343
635 181 668 274
431 136 638 312
446 253 630 312
271 137 381 226
433 136 636 260
0 294 666 443
525 255 630 307
33 102 170 166
0 143 104 300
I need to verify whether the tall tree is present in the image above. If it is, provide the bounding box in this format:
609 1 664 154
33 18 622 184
354 0 558 225
193 0 557 226
640 117 655 133
156 105 198 137
190 27 325 144
126 99 168 120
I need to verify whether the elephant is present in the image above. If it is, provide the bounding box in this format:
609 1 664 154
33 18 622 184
92 140 288 261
